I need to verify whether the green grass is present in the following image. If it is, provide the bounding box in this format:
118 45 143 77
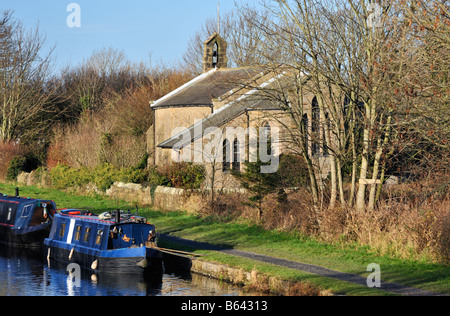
1 182 448 296
149 213 449 295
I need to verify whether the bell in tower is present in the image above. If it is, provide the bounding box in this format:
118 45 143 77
212 42 219 68
203 33 228 73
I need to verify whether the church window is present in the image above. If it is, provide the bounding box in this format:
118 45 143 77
233 138 241 172
323 113 330 156
311 97 320 157
302 114 308 147
212 42 219 68
222 139 231 172
262 122 272 156
311 97 320 133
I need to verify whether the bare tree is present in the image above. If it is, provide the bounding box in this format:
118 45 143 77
59 47 147 118
388 0 449 178
227 0 417 212
0 10 57 144
183 16 222 75
182 6 273 75
228 0 360 209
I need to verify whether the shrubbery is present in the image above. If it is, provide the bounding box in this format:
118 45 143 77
0 142 22 180
50 163 150 191
6 153 41 181
159 162 205 190
49 162 205 191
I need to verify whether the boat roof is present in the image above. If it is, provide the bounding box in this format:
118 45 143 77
0 194 55 206
56 209 149 226
57 209 115 224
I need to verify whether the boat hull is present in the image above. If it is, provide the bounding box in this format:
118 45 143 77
45 240 163 275
0 224 51 249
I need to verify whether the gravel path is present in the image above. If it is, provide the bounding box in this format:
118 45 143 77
160 234 446 296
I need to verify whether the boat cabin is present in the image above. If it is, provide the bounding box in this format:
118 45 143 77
0 193 56 247
48 210 157 252
0 196 55 229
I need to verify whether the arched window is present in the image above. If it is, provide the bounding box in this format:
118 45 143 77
212 42 219 68
311 97 320 156
262 122 272 156
302 114 308 146
233 138 241 172
323 112 330 156
311 97 320 133
222 139 230 172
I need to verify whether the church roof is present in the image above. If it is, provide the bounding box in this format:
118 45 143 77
150 67 265 109
157 98 279 149
204 32 224 45
157 71 290 149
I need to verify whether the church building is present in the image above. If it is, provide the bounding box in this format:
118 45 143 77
147 33 330 189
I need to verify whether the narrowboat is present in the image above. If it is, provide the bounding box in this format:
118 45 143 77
44 209 163 275
0 188 56 248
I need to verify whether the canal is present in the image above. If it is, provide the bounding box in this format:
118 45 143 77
0 245 244 296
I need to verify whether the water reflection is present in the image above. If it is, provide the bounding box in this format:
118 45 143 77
0 245 242 296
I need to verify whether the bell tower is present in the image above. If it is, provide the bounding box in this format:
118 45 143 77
202 33 228 73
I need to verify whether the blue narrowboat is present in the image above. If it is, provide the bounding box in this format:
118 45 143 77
0 189 56 248
44 209 163 275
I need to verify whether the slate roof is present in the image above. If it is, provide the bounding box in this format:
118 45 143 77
157 72 290 149
152 63 301 149
151 67 265 108
157 96 268 149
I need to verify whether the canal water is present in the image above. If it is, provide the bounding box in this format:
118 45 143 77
0 246 243 296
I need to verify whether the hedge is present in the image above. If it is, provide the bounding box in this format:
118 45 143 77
49 162 205 191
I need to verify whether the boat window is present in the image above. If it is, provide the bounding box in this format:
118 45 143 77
95 229 103 245
21 205 33 217
83 227 91 242
74 225 82 241
59 223 66 238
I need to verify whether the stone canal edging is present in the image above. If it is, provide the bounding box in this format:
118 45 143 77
164 253 326 296
189 258 326 296
159 234 329 296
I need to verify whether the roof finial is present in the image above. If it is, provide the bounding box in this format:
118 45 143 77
217 1 220 35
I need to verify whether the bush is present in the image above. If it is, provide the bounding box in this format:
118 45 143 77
49 162 205 192
46 132 69 169
6 153 41 181
50 163 152 191
91 163 116 191
0 142 22 180
147 166 170 187
96 164 149 190
6 156 27 181
277 154 310 187
50 164 91 189
160 162 205 189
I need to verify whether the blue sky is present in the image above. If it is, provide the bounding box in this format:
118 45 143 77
1 0 258 72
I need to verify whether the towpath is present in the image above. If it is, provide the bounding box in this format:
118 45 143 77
160 234 446 296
